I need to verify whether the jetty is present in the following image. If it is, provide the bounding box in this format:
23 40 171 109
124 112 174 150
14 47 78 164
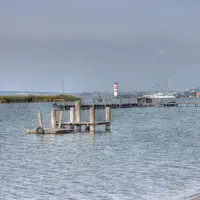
27 100 111 134
52 93 200 111
52 95 157 111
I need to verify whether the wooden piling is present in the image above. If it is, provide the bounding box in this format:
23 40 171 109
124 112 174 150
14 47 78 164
75 101 81 122
51 108 56 129
75 101 81 131
89 106 95 133
69 107 75 131
105 106 111 130
38 112 43 128
58 111 63 129
70 107 75 122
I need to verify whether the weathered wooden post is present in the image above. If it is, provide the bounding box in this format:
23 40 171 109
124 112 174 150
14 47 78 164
51 108 56 129
38 112 43 128
75 101 81 122
70 107 75 122
75 101 81 131
70 106 75 131
105 106 111 131
89 106 95 133
58 111 63 129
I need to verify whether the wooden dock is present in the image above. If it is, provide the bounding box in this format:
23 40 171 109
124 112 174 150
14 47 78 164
53 102 200 110
53 103 139 110
159 102 200 107
27 128 74 134
27 101 111 134
51 96 200 111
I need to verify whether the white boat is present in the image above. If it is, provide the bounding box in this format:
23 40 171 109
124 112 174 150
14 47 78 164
143 92 176 99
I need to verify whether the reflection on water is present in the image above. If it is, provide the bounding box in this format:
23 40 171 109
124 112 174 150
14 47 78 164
1 103 200 199
36 134 57 143
90 133 95 145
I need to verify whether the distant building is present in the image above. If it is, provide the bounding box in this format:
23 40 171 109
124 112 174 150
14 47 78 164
188 87 200 97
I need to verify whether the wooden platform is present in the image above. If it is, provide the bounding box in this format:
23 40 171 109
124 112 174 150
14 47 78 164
27 128 74 134
28 104 111 134
27 121 110 134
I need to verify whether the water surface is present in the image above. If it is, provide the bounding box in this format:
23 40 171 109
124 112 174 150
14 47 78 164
1 103 200 200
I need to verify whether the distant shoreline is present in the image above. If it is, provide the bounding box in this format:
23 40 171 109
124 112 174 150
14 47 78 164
0 94 80 103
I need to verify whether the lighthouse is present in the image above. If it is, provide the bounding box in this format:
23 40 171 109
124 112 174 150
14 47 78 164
113 82 118 97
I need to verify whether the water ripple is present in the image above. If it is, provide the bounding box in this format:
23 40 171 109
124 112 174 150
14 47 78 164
1 104 200 199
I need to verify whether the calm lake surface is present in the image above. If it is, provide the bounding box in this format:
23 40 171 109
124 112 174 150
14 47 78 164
1 103 200 200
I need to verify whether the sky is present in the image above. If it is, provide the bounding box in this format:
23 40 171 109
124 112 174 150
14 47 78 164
0 0 200 93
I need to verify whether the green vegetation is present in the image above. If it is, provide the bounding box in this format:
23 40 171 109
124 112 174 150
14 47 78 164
0 94 80 103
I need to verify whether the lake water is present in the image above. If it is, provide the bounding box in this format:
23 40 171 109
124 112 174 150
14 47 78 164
1 103 200 200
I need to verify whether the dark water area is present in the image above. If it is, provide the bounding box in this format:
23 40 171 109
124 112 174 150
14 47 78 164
1 103 200 199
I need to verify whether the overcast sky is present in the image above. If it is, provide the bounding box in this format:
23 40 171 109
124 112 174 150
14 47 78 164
0 0 200 93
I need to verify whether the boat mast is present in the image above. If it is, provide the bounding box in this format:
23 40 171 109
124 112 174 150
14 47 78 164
167 76 170 93
62 79 65 95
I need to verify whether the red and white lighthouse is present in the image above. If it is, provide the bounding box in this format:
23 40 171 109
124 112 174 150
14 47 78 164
114 82 118 97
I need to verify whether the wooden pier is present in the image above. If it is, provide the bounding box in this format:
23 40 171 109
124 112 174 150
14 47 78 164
178 102 200 107
52 96 156 111
159 102 200 107
53 103 139 110
27 101 111 134
51 94 200 112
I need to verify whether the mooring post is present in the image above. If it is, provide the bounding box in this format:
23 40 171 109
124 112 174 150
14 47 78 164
75 101 81 122
105 106 111 131
58 111 63 129
70 106 75 131
90 106 95 133
38 112 43 128
75 100 81 131
70 107 75 122
51 108 56 129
